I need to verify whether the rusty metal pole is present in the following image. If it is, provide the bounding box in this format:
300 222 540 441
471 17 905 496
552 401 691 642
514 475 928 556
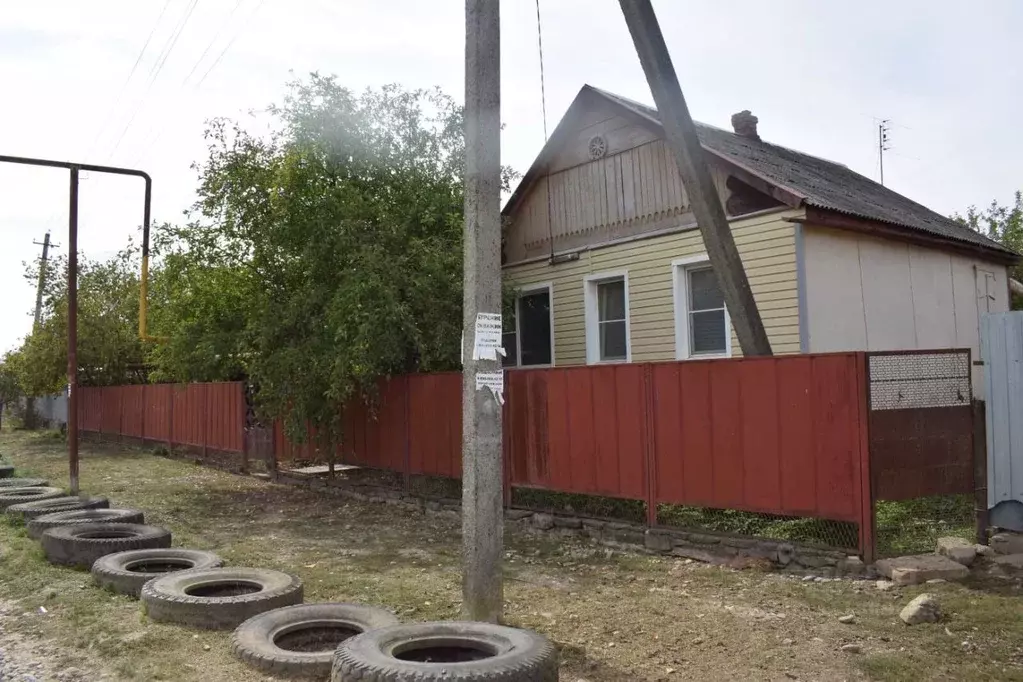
67 166 80 495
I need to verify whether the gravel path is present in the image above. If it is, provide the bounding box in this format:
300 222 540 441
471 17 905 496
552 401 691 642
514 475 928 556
0 602 96 682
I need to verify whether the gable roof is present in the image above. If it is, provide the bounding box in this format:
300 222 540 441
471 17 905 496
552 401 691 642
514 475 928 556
506 85 1015 260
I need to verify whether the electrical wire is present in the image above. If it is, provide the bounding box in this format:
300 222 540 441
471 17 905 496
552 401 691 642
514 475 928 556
106 0 200 162
85 0 174 160
180 0 245 86
535 0 556 261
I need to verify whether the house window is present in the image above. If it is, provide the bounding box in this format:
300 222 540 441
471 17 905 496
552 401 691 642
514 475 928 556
502 285 553 368
585 273 630 364
674 258 732 359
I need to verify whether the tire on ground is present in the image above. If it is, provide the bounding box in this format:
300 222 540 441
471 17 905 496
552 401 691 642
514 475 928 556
141 567 303 630
331 622 559 682
28 508 144 539
0 478 49 488
8 496 109 521
0 464 14 479
41 523 171 568
0 486 65 509
92 548 224 597
232 603 399 678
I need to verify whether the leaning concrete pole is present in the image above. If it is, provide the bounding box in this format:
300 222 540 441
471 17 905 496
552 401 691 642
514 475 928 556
620 0 772 356
461 0 504 622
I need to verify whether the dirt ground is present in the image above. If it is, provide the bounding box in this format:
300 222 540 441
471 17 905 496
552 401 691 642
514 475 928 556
1 431 1022 682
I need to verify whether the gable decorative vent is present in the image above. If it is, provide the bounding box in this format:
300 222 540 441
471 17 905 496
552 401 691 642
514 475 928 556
588 135 607 160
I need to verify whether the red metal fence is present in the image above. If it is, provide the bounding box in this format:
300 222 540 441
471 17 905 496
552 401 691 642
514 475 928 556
79 351 978 560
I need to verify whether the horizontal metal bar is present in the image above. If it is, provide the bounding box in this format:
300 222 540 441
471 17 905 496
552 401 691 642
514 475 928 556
0 154 152 182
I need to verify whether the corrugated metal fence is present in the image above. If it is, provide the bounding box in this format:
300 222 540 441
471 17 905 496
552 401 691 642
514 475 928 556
982 313 1023 532
78 350 980 559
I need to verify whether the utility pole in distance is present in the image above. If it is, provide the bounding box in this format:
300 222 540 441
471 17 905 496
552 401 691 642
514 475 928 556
619 0 772 357
32 231 58 328
461 0 504 622
878 119 890 186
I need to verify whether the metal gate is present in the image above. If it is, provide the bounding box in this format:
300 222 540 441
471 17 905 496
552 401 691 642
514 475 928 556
982 312 1023 531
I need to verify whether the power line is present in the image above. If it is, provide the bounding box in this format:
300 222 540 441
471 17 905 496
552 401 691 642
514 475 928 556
106 0 200 162
180 0 245 86
535 0 556 263
86 0 174 160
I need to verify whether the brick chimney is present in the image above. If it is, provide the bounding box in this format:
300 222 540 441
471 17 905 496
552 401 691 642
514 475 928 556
731 110 760 141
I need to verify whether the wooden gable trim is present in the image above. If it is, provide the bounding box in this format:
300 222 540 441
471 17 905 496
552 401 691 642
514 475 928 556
794 206 1019 266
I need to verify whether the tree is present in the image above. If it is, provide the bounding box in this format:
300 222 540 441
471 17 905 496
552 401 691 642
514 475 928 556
954 190 1023 308
151 75 516 443
15 244 145 394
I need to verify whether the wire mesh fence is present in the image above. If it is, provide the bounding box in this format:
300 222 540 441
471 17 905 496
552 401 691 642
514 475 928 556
656 505 859 551
875 494 975 557
868 350 971 410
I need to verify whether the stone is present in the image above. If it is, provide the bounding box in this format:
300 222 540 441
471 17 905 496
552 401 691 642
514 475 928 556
838 614 856 624
876 580 895 592
875 554 969 586
990 532 1023 556
925 578 946 584
531 513 555 530
251 472 271 480
776 543 795 566
991 553 1023 571
900 593 941 625
671 546 721 564
644 531 673 552
975 544 995 557
840 644 861 654
504 509 532 520
801 575 816 582
936 536 977 566
606 526 645 545
838 556 866 577
553 515 582 529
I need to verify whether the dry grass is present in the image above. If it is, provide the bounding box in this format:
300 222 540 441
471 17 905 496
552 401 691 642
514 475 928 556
1 430 1023 681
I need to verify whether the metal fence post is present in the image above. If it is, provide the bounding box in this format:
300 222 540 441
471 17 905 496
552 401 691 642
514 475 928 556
973 398 989 544
643 365 658 528
857 353 876 563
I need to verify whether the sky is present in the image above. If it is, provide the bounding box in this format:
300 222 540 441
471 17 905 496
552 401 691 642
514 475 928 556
1 0 1021 354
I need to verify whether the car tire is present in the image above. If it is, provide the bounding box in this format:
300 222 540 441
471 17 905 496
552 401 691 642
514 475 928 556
232 603 399 678
0 478 49 488
331 622 558 682
0 486 66 509
142 567 303 630
41 523 171 568
92 548 224 597
8 496 109 521
28 508 144 540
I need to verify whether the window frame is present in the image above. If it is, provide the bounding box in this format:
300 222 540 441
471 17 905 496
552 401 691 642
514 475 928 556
584 270 632 365
672 255 733 360
505 282 555 369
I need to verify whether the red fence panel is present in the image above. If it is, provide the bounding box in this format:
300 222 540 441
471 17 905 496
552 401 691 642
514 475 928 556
205 382 244 453
407 373 461 478
651 353 867 523
143 384 172 443
121 385 145 438
506 364 648 499
341 377 410 472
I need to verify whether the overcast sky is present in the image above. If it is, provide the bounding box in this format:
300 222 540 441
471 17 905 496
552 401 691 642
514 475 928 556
2 0 1021 353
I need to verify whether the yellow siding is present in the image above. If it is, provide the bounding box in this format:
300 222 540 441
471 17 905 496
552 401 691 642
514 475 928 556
504 209 803 365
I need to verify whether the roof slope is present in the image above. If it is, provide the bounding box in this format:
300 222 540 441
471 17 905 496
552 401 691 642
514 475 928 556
590 86 1012 256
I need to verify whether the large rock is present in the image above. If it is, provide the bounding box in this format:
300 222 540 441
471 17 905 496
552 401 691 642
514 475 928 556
936 536 977 566
991 553 1023 572
990 532 1023 556
875 554 969 586
899 593 941 625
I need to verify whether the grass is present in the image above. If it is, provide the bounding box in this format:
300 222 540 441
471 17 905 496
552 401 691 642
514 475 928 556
1 430 1023 681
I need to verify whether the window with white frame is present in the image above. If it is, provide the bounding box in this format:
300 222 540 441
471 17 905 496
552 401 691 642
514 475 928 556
502 286 553 368
585 273 629 363
674 259 731 358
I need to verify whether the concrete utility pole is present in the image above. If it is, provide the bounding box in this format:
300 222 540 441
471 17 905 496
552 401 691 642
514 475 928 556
32 232 55 328
461 0 504 622
67 167 80 495
619 0 772 356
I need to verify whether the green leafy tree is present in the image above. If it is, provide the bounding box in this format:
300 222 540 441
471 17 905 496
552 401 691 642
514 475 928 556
151 75 516 444
15 245 145 394
954 190 1023 308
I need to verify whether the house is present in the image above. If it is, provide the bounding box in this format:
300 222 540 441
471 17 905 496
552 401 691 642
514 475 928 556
500 85 1018 378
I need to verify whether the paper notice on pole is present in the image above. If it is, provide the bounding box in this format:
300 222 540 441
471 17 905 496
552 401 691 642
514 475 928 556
472 312 505 361
475 370 505 405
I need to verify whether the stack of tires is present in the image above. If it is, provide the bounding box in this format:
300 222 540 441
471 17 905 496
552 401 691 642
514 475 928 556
3 463 559 680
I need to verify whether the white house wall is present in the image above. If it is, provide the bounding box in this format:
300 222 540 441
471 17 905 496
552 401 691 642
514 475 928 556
803 224 1009 392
